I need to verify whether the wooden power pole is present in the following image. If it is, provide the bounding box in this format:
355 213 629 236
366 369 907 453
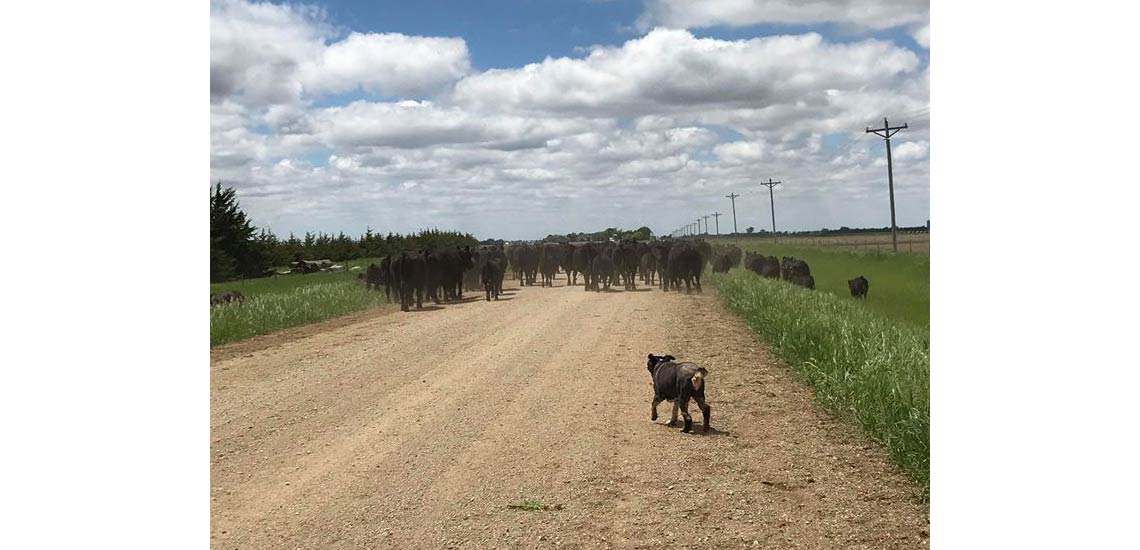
866 117 908 252
725 193 740 235
759 178 780 237
711 212 721 235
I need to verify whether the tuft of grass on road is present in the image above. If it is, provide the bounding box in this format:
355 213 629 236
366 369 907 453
210 259 392 347
507 500 561 512
709 269 929 496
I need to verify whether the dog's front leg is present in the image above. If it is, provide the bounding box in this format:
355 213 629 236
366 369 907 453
667 401 679 426
651 397 662 421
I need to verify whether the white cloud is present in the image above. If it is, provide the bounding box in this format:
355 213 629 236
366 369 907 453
891 140 929 161
210 0 470 106
299 32 470 97
637 0 928 32
911 22 930 48
451 29 919 117
310 100 609 150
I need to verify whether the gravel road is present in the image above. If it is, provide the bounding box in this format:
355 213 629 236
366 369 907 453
211 278 928 549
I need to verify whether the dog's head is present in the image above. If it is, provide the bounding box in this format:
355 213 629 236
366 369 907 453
646 353 676 374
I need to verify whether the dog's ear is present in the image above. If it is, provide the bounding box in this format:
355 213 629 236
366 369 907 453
647 353 657 361
664 355 676 362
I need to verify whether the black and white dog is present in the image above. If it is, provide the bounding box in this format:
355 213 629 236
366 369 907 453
646 353 711 433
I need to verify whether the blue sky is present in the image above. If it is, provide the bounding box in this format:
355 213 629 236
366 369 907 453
315 0 927 70
211 0 930 239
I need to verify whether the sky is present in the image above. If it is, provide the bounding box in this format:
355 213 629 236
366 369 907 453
210 0 930 240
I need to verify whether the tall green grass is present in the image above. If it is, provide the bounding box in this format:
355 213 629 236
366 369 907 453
720 238 929 328
710 269 929 495
210 259 392 347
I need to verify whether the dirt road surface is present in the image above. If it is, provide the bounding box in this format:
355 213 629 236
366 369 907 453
211 278 929 549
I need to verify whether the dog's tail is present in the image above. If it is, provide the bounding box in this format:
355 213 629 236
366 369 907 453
691 368 709 391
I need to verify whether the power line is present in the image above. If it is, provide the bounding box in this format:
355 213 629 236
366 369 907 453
866 117 908 252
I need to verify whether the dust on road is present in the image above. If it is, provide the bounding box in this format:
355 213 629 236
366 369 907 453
211 279 928 549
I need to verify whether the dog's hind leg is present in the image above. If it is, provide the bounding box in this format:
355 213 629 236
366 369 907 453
679 399 693 433
667 401 679 426
694 394 711 433
651 397 662 421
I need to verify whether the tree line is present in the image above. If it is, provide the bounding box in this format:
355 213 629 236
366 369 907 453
210 182 478 283
541 226 653 243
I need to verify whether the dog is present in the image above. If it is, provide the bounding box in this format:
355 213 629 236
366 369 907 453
646 353 711 433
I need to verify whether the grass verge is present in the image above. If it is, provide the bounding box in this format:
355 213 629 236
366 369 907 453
709 269 929 496
210 260 392 347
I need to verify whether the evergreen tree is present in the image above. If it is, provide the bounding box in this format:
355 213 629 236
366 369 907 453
210 181 269 282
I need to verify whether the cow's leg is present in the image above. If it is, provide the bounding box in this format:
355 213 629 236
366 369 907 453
668 401 679 426
679 398 693 433
694 394 711 433
651 397 662 421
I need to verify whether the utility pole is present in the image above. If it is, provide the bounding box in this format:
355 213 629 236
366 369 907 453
866 117 908 252
711 212 721 235
760 178 781 238
725 193 740 235
702 215 710 235
695 219 701 236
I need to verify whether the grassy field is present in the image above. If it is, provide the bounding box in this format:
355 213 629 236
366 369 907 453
711 236 929 328
210 257 391 347
711 231 929 254
703 241 929 495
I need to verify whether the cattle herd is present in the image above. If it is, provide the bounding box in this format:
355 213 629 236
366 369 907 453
212 238 873 310
352 238 830 312
743 252 815 289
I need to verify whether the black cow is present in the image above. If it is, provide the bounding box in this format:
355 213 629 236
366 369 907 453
210 290 245 306
712 254 732 273
781 256 814 289
848 275 869 299
559 243 577 285
744 252 780 279
591 253 616 291
646 354 711 434
364 260 390 300
572 243 598 291
507 245 523 282
694 239 713 267
482 258 505 301
652 240 672 290
429 246 476 301
517 244 540 286
615 239 640 290
539 243 562 287
723 245 742 268
390 250 428 312
639 252 657 285
666 241 703 293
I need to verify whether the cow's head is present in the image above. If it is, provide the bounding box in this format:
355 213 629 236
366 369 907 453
457 245 475 268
